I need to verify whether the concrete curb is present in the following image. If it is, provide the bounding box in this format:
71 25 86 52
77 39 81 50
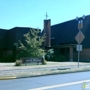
1 67 90 80
26 68 90 77
0 69 90 80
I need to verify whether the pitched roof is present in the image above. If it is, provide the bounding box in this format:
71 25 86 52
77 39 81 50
51 15 90 48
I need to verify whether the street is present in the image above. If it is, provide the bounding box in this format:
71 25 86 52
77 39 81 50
0 71 90 90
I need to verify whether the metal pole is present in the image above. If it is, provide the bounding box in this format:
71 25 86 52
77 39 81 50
78 19 81 68
78 29 80 68
78 47 80 68
76 16 85 68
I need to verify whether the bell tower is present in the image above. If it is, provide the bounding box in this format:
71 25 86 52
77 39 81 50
43 13 51 48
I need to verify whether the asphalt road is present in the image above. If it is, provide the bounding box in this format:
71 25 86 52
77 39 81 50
0 71 90 90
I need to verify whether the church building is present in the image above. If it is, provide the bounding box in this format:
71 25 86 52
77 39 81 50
43 15 90 62
0 14 90 62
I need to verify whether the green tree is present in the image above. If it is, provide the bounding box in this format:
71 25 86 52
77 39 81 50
16 29 46 59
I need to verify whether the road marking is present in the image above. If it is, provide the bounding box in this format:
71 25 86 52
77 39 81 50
29 79 90 90
0 77 16 80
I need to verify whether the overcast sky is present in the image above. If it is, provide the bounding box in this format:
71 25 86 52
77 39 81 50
0 0 90 30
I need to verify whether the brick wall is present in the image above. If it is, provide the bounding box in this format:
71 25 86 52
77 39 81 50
73 48 90 61
43 19 51 47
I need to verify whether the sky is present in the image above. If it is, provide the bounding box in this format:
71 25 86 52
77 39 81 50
0 0 90 30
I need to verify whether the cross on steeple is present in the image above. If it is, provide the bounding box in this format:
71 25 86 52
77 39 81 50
45 12 48 20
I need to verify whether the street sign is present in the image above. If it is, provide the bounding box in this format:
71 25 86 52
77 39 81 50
76 45 82 51
75 31 85 44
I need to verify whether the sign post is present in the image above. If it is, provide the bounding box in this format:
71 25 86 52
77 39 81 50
75 16 85 67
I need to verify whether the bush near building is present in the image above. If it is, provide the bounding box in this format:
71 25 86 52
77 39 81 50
16 29 47 65
45 49 66 62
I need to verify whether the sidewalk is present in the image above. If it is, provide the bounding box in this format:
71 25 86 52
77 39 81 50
0 62 90 80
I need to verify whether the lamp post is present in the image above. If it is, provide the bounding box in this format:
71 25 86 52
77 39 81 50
76 15 85 68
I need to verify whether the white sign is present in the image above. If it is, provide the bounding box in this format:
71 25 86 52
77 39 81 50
76 45 82 51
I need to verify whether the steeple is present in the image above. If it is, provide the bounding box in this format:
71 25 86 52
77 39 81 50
43 13 51 48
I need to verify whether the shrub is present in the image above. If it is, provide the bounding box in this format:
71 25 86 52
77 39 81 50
42 59 47 65
45 49 66 62
44 60 47 65
16 29 46 59
15 60 22 66
52 55 66 62
45 49 54 61
41 55 47 65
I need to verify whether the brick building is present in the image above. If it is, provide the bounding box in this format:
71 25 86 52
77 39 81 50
43 15 90 62
0 15 90 62
0 27 41 62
